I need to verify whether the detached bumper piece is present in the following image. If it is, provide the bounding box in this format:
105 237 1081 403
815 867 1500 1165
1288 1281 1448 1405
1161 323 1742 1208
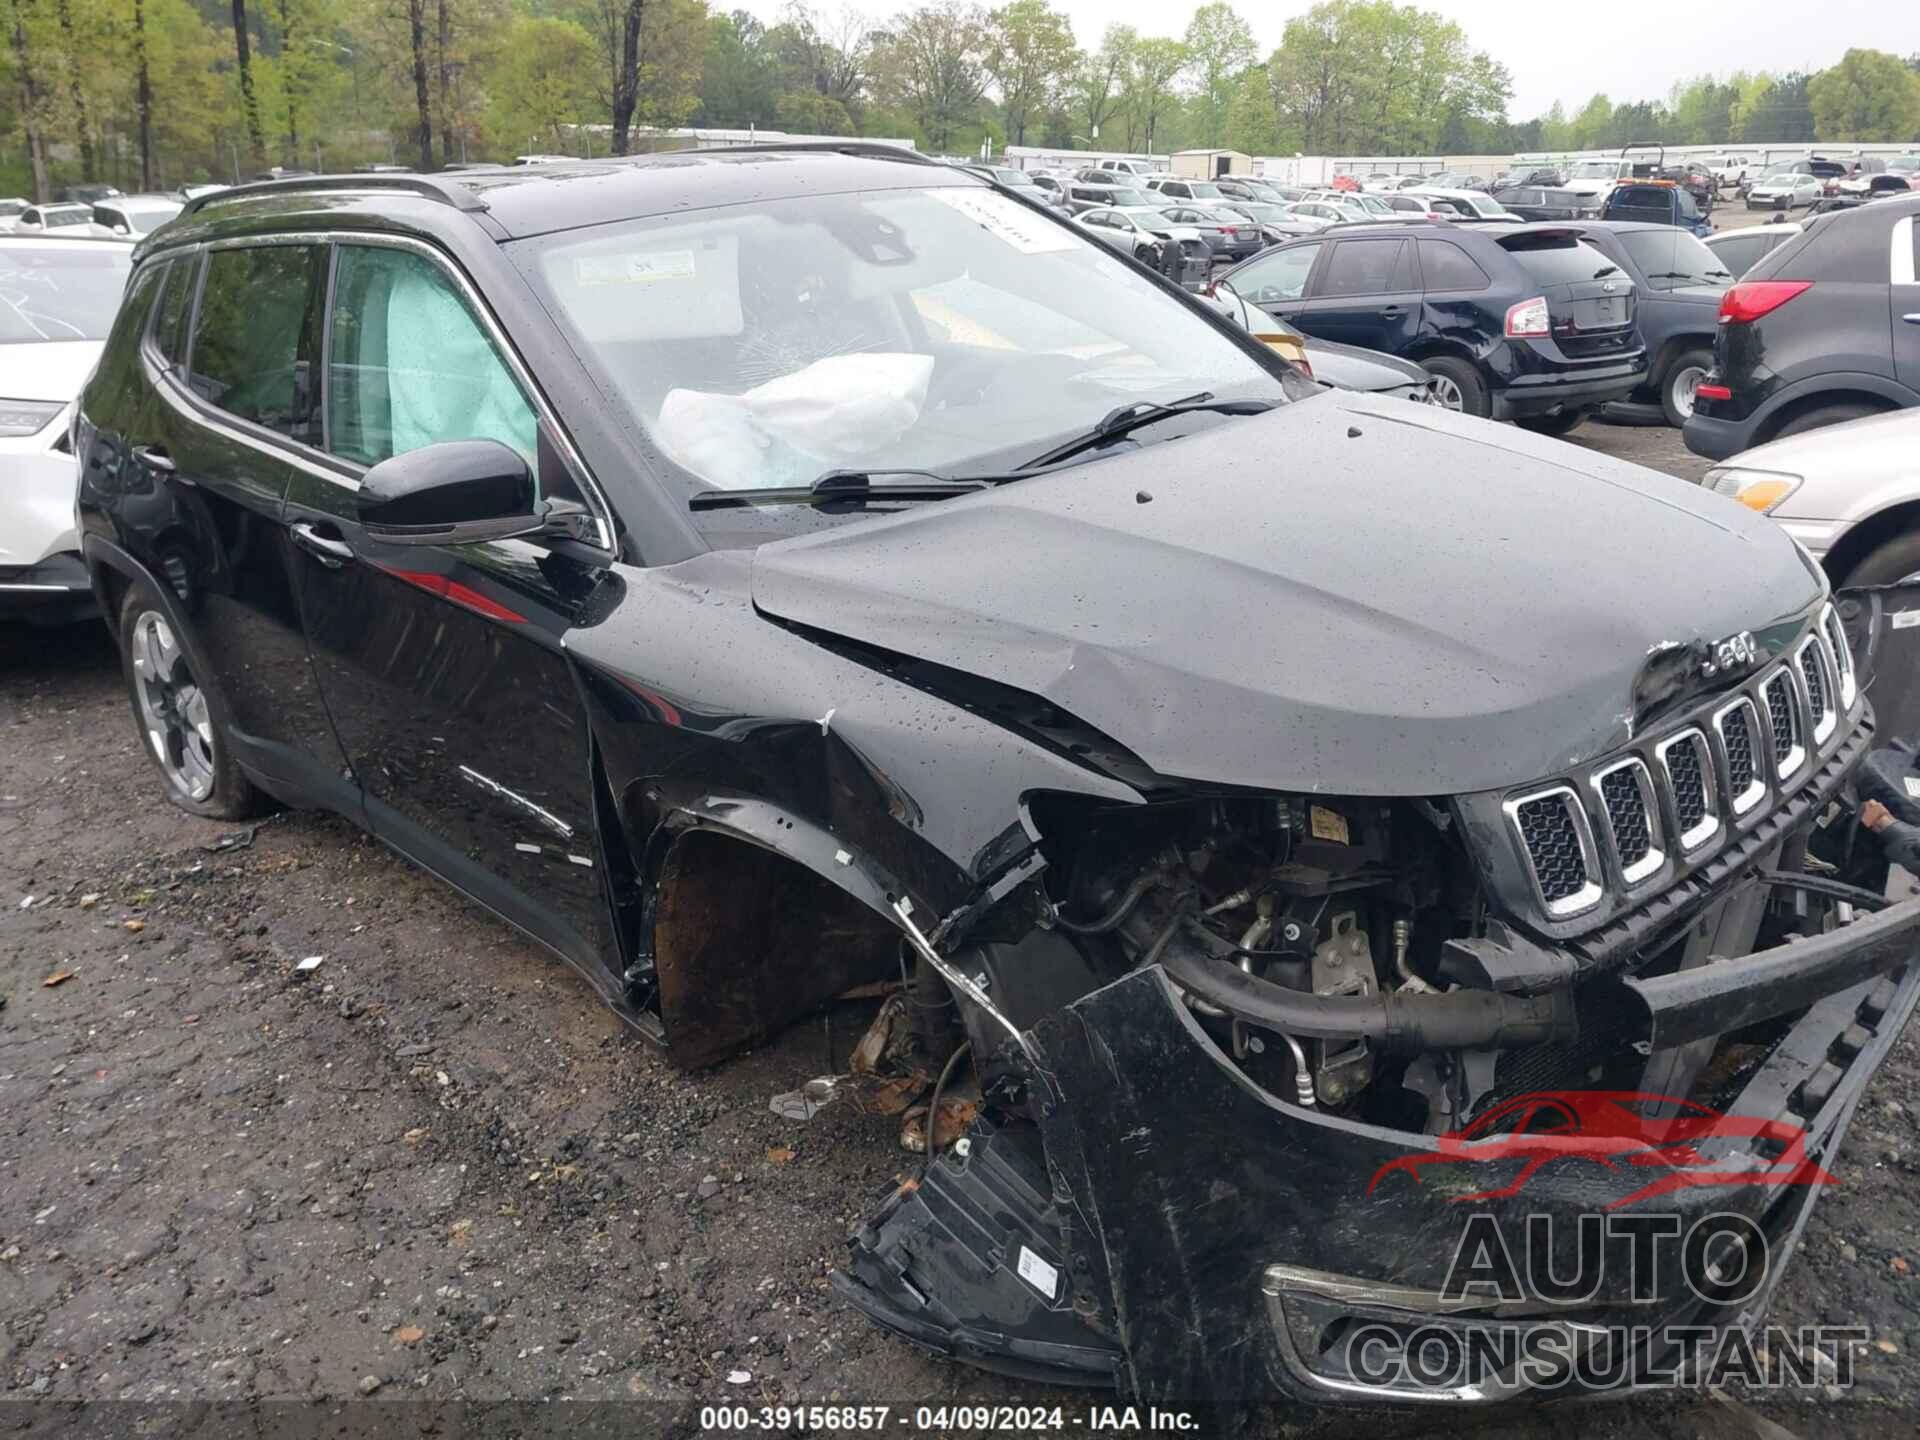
833 1116 1123 1388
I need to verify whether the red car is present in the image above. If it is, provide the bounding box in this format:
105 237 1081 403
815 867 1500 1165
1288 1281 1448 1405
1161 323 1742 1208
1367 1090 1836 1209
1328 173 1360 192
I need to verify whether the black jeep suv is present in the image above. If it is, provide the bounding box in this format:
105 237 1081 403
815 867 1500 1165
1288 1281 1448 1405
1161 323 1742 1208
74 149 1920 1407
1217 219 1645 433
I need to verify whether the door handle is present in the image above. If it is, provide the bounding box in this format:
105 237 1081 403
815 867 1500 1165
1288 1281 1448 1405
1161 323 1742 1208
1903 314 1920 324
132 444 174 473
1378 306 1404 317
289 521 356 568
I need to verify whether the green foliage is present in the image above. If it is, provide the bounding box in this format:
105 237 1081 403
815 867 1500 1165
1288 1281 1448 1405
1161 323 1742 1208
982 0 1072 145
1808 48 1920 142
1182 1 1252 147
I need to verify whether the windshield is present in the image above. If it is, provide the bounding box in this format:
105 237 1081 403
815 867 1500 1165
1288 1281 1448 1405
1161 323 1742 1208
1569 162 1617 180
1229 202 1290 221
1619 228 1731 289
992 169 1034 186
1181 182 1223 199
0 242 132 341
36 209 91 228
1106 187 1152 206
520 185 1286 533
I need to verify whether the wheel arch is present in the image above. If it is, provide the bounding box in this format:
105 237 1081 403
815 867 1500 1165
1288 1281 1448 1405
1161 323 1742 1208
1820 499 1920 588
1750 383 1907 448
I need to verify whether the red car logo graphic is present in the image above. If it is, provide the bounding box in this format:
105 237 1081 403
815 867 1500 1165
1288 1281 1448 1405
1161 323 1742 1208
1366 1091 1835 1209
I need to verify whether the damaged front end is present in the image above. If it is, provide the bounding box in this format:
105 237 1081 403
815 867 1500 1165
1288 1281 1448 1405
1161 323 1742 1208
833 592 1920 1404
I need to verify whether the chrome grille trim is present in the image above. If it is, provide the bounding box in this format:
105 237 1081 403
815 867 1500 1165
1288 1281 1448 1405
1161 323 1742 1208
1590 757 1665 885
1503 785 1604 919
1822 602 1857 709
1653 728 1719 853
1761 669 1808 781
1798 633 1837 745
1712 696 1768 816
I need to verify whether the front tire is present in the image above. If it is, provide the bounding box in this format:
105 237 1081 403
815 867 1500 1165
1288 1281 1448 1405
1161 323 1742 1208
1513 409 1588 437
1839 530 1920 589
117 582 262 820
1658 348 1712 428
1420 356 1490 417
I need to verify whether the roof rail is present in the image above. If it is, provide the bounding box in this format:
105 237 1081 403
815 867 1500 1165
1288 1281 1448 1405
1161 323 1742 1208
179 172 488 220
605 140 935 167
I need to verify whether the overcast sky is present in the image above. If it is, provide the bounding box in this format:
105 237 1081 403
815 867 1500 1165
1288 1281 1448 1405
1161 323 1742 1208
733 0 1920 123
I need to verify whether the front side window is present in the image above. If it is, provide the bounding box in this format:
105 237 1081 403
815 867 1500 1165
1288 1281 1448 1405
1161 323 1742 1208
518 184 1285 528
1231 242 1321 303
187 243 326 442
327 244 537 469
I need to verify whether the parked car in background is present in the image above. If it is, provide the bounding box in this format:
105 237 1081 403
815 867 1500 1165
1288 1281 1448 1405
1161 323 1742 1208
1405 188 1527 223
958 164 1068 212
54 183 119 204
1560 158 1634 205
1704 220 1801 278
1836 157 1887 197
1685 197 1920 460
1707 155 1753 188
0 236 133 625
90 194 185 237
1286 200 1354 227
0 198 27 232
1214 176 1286 205
1377 193 1454 221
1145 177 1235 204
1326 173 1360 191
1746 169 1825 211
1073 206 1212 285
1599 180 1712 236
1217 221 1644 431
1156 204 1264 261
1492 186 1586 222
1209 292 1438 401
1545 220 1731 425
1702 407 1920 585
1217 200 1329 242
1064 180 1155 214
178 183 229 201
16 203 93 233
1426 171 1491 191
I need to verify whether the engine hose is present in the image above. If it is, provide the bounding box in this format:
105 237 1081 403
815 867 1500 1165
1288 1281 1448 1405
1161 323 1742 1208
1050 870 1166 935
1157 931 1576 1054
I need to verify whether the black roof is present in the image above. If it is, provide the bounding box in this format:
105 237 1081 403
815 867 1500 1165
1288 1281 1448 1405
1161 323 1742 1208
172 143 959 243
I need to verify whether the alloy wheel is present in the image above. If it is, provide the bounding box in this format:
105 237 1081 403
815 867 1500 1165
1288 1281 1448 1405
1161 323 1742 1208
129 610 216 802
1428 373 1465 411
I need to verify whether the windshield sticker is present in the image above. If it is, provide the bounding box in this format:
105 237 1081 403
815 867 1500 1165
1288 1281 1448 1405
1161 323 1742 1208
573 250 697 286
927 188 1077 254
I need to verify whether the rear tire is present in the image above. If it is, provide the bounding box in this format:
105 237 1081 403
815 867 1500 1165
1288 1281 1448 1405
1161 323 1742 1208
1768 401 1884 443
1658 348 1713 428
1419 357 1490 418
1513 409 1588 437
1838 531 1920 589
117 581 263 820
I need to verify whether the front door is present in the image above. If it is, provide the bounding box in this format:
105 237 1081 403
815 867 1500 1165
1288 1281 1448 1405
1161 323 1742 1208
284 239 615 973
136 241 356 807
1287 236 1422 353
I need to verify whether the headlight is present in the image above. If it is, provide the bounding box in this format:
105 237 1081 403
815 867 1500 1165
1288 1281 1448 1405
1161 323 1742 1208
0 398 65 437
1705 466 1801 512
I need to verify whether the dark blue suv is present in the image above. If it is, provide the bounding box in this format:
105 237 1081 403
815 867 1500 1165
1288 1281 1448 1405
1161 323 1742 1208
1215 221 1646 434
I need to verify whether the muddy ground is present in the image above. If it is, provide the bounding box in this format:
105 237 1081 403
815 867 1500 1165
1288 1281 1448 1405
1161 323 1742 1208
4 427 1920 1437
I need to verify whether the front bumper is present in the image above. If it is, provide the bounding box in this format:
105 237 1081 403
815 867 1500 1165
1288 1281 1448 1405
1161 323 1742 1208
837 892 1920 1404
0 551 95 622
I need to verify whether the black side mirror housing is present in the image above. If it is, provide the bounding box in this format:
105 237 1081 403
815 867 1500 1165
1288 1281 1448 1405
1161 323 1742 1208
358 439 575 546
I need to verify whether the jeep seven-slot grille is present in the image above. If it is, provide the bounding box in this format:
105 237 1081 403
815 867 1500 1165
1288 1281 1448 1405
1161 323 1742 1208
1667 736 1710 836
1723 705 1757 794
1598 767 1652 868
1502 607 1856 921
1514 795 1588 904
1764 672 1798 769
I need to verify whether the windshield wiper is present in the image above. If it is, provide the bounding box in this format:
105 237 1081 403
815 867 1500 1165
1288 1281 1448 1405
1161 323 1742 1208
1020 392 1280 470
687 468 994 512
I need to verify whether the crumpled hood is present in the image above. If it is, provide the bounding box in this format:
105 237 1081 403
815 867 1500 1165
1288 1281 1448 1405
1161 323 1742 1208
750 392 1823 795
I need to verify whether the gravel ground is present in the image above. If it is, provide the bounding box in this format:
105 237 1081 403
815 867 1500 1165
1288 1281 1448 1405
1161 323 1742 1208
5 418 1919 1436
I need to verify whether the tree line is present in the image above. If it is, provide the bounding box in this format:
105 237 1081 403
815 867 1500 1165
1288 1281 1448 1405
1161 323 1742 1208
2 0 1916 201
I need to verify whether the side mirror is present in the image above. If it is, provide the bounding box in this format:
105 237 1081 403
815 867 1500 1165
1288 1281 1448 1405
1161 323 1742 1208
358 439 581 546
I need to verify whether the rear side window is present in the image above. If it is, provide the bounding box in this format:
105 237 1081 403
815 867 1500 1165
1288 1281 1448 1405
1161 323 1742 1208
187 244 327 444
1418 241 1490 291
1316 238 1409 297
326 244 536 469
1500 238 1619 287
151 255 198 371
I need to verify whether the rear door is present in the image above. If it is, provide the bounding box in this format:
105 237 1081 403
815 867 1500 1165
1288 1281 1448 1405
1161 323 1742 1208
1893 213 1920 391
286 237 617 976
1287 235 1420 353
